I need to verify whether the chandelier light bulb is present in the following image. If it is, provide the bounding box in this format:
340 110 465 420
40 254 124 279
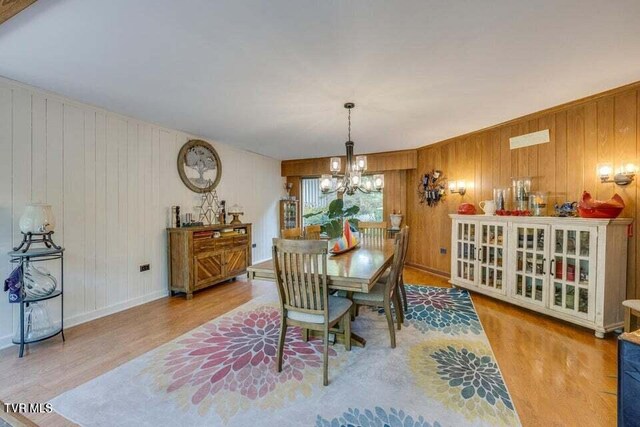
320 174 333 192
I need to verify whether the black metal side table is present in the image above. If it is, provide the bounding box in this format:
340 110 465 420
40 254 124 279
8 247 65 357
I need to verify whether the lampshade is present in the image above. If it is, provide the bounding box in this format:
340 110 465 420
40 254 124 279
350 170 361 186
373 174 384 190
597 163 613 178
330 157 341 173
19 203 56 234
355 155 367 172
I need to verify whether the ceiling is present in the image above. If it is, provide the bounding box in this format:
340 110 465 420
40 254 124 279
1 0 640 160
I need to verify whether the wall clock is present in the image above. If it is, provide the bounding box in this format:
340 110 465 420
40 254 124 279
177 139 222 193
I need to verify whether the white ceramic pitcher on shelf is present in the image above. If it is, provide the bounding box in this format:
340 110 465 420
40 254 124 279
478 200 496 215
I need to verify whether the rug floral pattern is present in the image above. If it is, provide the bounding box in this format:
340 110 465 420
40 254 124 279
410 338 517 427
50 285 520 427
316 407 441 427
143 305 344 420
403 285 483 335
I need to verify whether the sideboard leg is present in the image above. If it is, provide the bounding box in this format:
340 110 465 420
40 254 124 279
186 292 193 300
594 330 605 339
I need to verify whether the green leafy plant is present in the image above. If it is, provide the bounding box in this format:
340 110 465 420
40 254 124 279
302 199 360 239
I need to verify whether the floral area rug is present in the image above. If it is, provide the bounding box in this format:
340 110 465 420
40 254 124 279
50 285 520 427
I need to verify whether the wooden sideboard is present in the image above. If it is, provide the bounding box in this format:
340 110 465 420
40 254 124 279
167 224 252 299
450 214 632 337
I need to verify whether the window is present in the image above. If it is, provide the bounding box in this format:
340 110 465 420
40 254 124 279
301 178 334 227
301 176 384 227
344 188 384 222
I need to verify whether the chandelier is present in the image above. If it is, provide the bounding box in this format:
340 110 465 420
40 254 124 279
319 103 384 195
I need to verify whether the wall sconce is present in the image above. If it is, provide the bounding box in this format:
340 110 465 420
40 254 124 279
598 162 637 186
449 180 467 196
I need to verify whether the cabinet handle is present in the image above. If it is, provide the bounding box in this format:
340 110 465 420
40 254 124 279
542 258 546 275
477 247 482 261
550 258 555 277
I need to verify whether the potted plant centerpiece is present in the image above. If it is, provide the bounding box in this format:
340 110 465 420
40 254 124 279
302 199 360 240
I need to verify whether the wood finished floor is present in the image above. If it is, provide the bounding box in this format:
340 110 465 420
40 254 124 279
0 267 617 427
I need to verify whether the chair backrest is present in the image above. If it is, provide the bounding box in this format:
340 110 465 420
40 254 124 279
304 224 322 240
400 226 410 266
272 238 329 318
382 230 405 297
281 227 302 239
359 221 388 241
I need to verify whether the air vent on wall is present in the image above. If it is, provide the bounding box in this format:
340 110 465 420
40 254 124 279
509 129 550 150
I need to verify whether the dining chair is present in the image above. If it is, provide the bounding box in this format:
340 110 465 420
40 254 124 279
397 226 410 311
358 221 388 242
272 238 352 386
280 227 302 239
351 228 405 348
370 226 409 312
304 224 322 240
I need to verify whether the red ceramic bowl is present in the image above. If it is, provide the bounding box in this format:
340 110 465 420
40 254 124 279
457 203 476 215
578 206 623 219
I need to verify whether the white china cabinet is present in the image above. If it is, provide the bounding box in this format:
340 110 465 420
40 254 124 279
450 214 632 338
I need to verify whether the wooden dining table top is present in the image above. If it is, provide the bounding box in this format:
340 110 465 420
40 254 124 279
247 238 396 293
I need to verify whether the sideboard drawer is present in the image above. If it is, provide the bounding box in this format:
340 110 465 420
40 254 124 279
233 236 249 246
193 238 217 252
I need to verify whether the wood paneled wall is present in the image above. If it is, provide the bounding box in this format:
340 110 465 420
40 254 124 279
281 149 416 177
407 82 640 299
282 150 416 222
0 77 281 348
281 81 640 298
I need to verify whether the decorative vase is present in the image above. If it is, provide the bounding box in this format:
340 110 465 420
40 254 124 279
13 302 58 342
389 213 403 230
19 203 56 234
23 263 57 299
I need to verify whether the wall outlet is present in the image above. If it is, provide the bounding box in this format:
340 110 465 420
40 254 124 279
140 264 150 272
440 248 447 255
252 243 257 248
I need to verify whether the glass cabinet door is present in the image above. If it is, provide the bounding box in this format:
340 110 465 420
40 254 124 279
510 223 550 306
453 220 477 286
478 222 507 294
549 226 596 320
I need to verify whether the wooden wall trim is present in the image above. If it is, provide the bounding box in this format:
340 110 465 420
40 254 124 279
0 0 36 25
281 149 417 177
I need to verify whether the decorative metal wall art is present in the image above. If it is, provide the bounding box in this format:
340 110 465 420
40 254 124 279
197 188 221 225
178 139 222 193
418 170 447 207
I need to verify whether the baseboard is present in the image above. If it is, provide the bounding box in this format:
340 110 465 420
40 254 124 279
405 262 450 280
0 289 168 350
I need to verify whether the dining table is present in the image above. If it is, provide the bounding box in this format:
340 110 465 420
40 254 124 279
247 238 396 347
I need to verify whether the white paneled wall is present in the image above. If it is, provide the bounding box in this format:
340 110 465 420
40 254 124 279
0 77 282 348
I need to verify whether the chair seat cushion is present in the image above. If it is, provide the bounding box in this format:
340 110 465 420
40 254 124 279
352 282 385 303
287 295 353 324
623 300 640 311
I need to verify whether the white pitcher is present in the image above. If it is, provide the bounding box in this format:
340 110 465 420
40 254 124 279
478 200 496 215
